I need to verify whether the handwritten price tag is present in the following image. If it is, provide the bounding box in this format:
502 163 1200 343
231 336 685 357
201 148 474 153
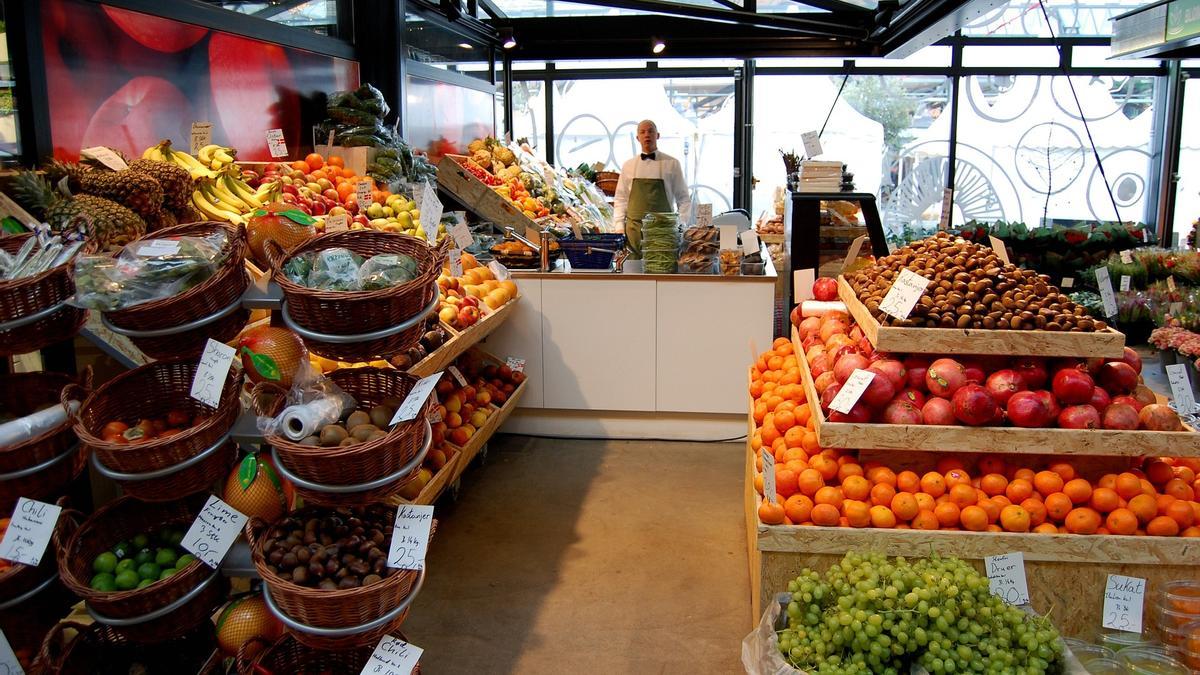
742 229 760 256
1168 275 1177 292
448 248 463 277
505 357 525 373
265 128 288 158
801 130 823 158
325 214 349 233
761 449 776 504
419 182 442 230
938 187 953 231
1171 301 1184 315
696 203 713 229
449 220 473 249
793 268 815 302
356 182 373 207
0 498 63 566
1166 364 1197 412
488 260 510 281
1120 250 1134 264
829 369 875 415
1061 277 1074 289
878 269 931 321
0 630 24 675
985 552 1030 606
362 635 422 675
190 122 212 156
1120 275 1132 292
1095 268 1118 318
181 495 247 568
719 224 738 251
389 372 442 426
1103 574 1145 633
189 339 235 408
387 504 433 570
81 146 128 171
447 365 468 387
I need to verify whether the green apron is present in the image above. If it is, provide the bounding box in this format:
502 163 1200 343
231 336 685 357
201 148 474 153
624 177 671 260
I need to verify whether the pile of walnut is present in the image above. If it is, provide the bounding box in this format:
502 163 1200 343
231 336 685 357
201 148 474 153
847 233 1105 332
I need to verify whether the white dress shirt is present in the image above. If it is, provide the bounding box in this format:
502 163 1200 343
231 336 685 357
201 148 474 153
611 150 693 231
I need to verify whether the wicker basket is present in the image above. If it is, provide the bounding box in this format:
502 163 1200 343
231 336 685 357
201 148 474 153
69 356 241 475
0 233 90 356
102 222 250 360
265 231 447 362
238 632 421 675
595 171 619 197
35 618 222 675
100 439 238 502
0 498 79 612
249 504 421 647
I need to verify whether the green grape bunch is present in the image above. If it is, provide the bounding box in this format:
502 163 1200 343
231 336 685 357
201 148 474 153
776 552 1063 675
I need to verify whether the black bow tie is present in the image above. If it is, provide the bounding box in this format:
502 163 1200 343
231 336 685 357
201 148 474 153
641 153 656 160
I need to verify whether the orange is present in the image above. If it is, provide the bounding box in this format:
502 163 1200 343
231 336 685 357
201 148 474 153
977 498 1002 523
920 472 947 498
1013 468 1036 482
785 460 807 475
867 467 898 487
1115 472 1144 500
811 503 841 526
750 432 763 452
775 468 799 498
1147 515 1181 537
1141 478 1158 496
1021 498 1047 527
1128 493 1159 525
1182 526 1200 537
794 404 812 428
912 510 940 530
1033 471 1065 497
814 486 844 510
870 483 896 507
1063 479 1093 505
1089 487 1120 514
810 456 839 481
783 426 806 449
1158 494 1179 515
1106 508 1139 535
1165 500 1196 528
760 423 780 446
960 505 989 531
1165 479 1196 502
934 501 961 527
1033 522 1059 534
782 447 807 464
784 494 814 524
936 457 966 474
869 505 897 528
325 155 344 168
1176 466 1196 484
948 483 978 508
772 336 791 351
1146 460 1176 486
978 455 1007 476
842 475 870 501
843 500 871 527
837 463 865 482
1005 479 1034 503
754 472 764 495
896 471 921 494
891 493 919 521
1000 505 1032 532
758 499 786 524
774 410 797 433
773 438 788 460
1045 492 1073 522
1048 462 1077 482
1065 507 1101 534
915 493 936 513
749 380 764 398
797 469 824 496
1098 473 1118 490
944 469 971 488
980 474 1009 497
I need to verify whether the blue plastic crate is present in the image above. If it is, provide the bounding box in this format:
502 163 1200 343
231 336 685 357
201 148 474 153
559 233 626 270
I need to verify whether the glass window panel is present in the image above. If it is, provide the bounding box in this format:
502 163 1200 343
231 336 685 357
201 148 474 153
1072 45 1161 68
962 45 1062 68
405 14 492 82
953 74 1157 231
961 0 1146 38
0 4 19 162
756 0 836 13
551 60 650 70
406 75 496 162
512 80 547 161
756 57 855 69
1175 79 1199 248
553 77 735 211
752 74 952 242
200 0 340 36
849 46 953 68
492 0 663 17
513 61 549 70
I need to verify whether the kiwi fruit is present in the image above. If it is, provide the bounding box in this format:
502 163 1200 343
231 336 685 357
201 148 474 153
350 424 379 442
300 435 321 447
369 405 393 428
319 425 348 446
338 437 359 447
346 411 371 429
367 430 389 442
382 396 404 410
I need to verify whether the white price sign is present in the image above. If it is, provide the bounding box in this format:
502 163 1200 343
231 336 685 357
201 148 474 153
878 269 931 321
189 339 235 408
449 220 473 250
793 268 815 303
718 224 738 251
985 552 1030 606
829 369 875 415
190 122 213 156
1168 275 1177 292
362 635 422 675
801 130 823 158
136 239 181 257
181 495 247 568
741 229 760 256
356 182 373 207
0 498 63 566
1120 249 1134 264
761 448 776 504
265 128 288 158
0 630 24 675
488 260 511 281
389 372 442 426
1103 574 1146 633
1120 275 1132 292
1171 301 1184 315
81 146 128 171
505 357 525 373
448 248 463 277
938 187 953 231
447 365 468 387
1166 364 1197 412
1095 268 1118 318
418 182 442 230
387 504 433 570
696 203 713 229
325 214 349 233
1060 277 1074 289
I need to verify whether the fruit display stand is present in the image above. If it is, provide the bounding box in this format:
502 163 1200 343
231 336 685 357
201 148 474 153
409 295 521 378
436 155 541 234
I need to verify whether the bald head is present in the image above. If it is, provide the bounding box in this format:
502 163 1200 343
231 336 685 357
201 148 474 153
637 120 659 154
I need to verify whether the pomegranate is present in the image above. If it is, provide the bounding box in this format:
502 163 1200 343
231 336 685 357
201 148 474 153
896 388 927 408
1102 403 1140 430
1007 391 1051 428
798 316 822 341
1052 368 1095 405
1012 358 1049 389
952 384 1000 427
858 337 876 359
861 374 897 409
867 359 907 391
790 305 805 329
1117 346 1143 374
1098 361 1139 395
831 343 861 363
883 399 924 425
820 382 842 412
926 358 968 397
812 277 838 301
834 353 871 384
903 356 931 392
1132 385 1157 408
828 403 872 424
1112 395 1146 413
1089 387 1111 414
813 371 838 396
1139 404 1184 431
1058 405 1101 430
810 355 832 379
1035 390 1061 422
921 397 956 426
984 369 1026 406
961 360 986 385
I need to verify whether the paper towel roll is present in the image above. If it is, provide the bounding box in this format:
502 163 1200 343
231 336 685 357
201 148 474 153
800 300 848 317
279 397 349 441
0 400 79 449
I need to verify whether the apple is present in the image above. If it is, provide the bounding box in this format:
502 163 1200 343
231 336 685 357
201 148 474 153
812 277 838 301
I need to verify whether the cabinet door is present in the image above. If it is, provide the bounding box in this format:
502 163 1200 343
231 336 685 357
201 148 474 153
541 279 656 411
484 279 544 408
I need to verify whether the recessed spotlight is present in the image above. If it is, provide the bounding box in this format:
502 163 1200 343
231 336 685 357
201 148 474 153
501 27 517 49
458 42 473 49
651 38 666 54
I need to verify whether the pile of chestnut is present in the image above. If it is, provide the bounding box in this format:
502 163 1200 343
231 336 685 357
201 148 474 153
261 506 394 590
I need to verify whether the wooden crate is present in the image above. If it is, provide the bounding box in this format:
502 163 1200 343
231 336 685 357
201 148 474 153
409 295 521 378
315 144 378 178
436 155 539 233
837 276 1126 359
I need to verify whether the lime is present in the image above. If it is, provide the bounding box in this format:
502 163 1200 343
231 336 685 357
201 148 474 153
136 578 155 589
154 548 178 568
132 534 149 549
136 562 161 581
157 529 173 544
115 558 137 574
90 573 116 592
92 551 118 574
112 540 131 559
159 568 178 580
168 530 185 547
176 554 197 568
114 569 139 590
134 548 154 566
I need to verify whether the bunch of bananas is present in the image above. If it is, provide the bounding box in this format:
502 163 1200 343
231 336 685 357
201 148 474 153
197 143 237 171
142 140 276 225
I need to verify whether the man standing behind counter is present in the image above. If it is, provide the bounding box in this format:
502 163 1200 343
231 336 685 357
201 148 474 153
612 120 693 261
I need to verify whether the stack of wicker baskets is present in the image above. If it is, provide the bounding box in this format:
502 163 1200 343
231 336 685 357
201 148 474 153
0 369 91 514
0 233 91 357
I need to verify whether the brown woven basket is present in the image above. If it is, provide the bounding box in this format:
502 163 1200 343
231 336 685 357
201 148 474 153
0 498 79 612
105 439 238 502
0 367 91 473
265 231 448 361
0 233 91 356
69 356 241 474
57 495 212 622
103 221 250 359
595 171 619 197
249 504 420 635
0 436 88 518
35 617 222 674
238 632 421 675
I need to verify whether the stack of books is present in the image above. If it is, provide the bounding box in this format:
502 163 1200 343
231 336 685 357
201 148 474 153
796 161 844 192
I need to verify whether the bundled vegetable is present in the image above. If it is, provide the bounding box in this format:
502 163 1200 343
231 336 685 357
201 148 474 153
283 247 419 292
70 231 230 310
315 83 437 186
0 234 85 281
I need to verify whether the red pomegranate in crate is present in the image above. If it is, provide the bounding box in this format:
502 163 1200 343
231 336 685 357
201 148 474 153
238 325 308 388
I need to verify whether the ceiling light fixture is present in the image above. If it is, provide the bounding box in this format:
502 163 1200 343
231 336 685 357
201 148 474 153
651 38 666 54
458 42 474 49
501 27 517 49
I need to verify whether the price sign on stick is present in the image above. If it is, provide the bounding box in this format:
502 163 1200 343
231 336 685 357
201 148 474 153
1103 574 1146 633
829 369 875 414
0 498 63 566
985 553 1030 606
0 630 24 675
1061 277 1074 289
419 182 442 230
505 357 525 373
390 372 442 426
190 122 212 156
190 339 235 408
1095 268 1118 318
356 182 372 207
938 188 953 231
793 268 815 303
1120 275 1132 292
1171 301 1184 316
718 224 738 251
448 248 463 277
449 220 473 249
181 495 247 568
81 147 128 171
362 635 423 675
1168 275 1177 292
387 505 433 570
696 204 713 229
265 128 288 158
447 365 468 387
1166 364 1197 412
878 269 931 320
761 449 776 504
325 214 349 233
488 260 510 281
741 229 760 256
1120 250 1134 264
801 130 823 159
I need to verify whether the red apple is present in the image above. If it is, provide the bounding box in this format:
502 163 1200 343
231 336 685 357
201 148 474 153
812 277 838 301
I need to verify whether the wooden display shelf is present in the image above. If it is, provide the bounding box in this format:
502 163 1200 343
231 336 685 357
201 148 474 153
836 276 1126 358
400 447 463 506
757 233 784 245
793 328 1200 456
410 295 520 378
437 154 539 234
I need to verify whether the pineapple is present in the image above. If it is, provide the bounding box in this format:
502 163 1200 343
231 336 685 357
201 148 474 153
10 171 146 250
127 159 193 213
45 159 165 222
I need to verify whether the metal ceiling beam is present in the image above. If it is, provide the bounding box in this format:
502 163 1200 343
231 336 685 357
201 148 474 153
789 0 877 14
253 0 312 19
549 0 871 37
476 0 508 20
876 0 1005 57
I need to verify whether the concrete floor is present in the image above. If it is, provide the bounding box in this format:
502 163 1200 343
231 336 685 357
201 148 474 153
402 435 751 674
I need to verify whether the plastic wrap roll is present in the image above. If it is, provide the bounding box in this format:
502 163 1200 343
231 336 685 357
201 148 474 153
800 300 848 317
0 400 79 449
279 397 350 441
